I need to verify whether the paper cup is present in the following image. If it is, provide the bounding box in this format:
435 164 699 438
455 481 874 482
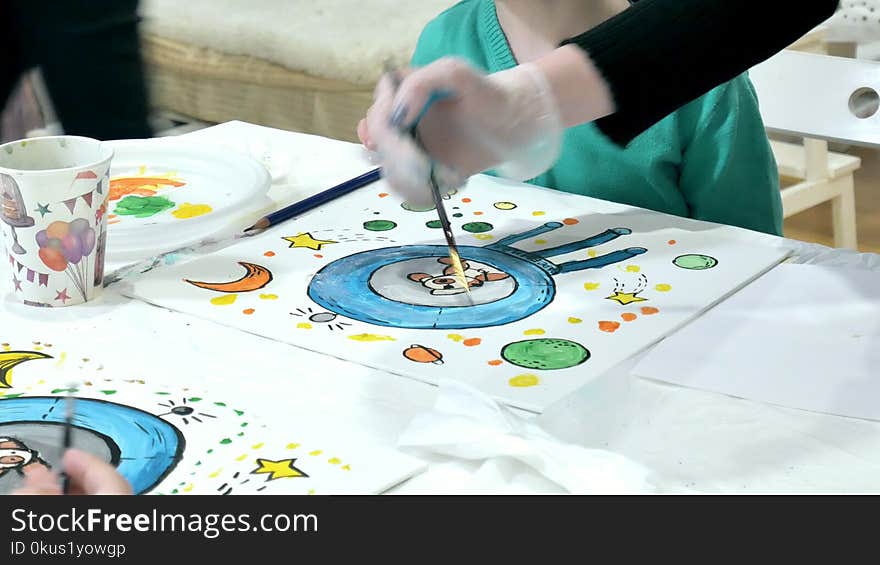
0 136 113 307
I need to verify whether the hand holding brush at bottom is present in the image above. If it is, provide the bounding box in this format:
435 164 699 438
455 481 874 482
13 449 132 496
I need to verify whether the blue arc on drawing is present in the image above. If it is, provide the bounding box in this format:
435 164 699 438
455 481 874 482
0 397 183 494
308 223 647 330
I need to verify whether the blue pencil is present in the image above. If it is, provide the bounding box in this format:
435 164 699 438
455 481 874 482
244 167 382 233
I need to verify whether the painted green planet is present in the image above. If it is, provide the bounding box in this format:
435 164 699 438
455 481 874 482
113 195 176 218
462 222 493 233
426 220 442 229
501 339 590 370
673 254 718 270
363 219 397 231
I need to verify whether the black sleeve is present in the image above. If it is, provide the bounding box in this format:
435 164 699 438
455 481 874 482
561 0 839 145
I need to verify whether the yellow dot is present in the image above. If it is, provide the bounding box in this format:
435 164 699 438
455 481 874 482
309 450 323 456
328 458 341 465
447 334 464 342
655 284 672 292
210 294 238 306
251 443 264 450
587 250 597 258
583 282 600 291
286 443 300 450
297 322 313 329
259 294 279 300
308 489 316 495
509 374 540 387
535 239 547 245
474 233 494 240
235 454 248 461
532 211 545 216
626 265 640 273
342 465 352 471
209 468 223 478
568 317 582 324
494 202 517 210
183 483 194 492
523 328 545 335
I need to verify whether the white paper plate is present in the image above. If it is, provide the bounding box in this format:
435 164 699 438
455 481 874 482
103 139 271 262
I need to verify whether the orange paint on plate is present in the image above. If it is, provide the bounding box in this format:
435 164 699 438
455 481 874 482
641 307 660 315
621 313 637 322
463 338 482 347
264 251 276 257
474 211 484 216
314 254 323 259
668 240 677 245
378 193 389 198
462 198 472 203
598 321 621 333
563 218 579 225
242 308 255 315
488 359 503 366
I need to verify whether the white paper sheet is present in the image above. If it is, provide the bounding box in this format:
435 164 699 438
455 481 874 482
633 264 880 421
126 174 789 413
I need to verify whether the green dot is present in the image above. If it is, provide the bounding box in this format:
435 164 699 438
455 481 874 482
188 397 202 402
100 390 116 395
673 254 718 270
219 438 232 445
462 222 494 233
426 220 442 229
363 219 397 231
401 201 435 212
501 339 590 370
453 213 464 218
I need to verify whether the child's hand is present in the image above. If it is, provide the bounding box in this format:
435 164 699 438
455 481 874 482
363 57 563 202
13 449 133 495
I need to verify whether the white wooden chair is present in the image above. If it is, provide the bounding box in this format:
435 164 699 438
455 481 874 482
749 51 880 249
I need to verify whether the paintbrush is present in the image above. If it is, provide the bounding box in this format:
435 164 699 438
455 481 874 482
60 389 75 494
383 63 469 294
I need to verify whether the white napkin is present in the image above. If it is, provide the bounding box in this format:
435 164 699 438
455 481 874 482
398 380 655 494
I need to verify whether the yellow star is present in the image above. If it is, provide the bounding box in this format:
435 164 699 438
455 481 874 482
251 458 309 481
605 292 648 306
282 232 337 250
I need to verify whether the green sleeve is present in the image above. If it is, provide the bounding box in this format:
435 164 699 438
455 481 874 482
677 75 783 236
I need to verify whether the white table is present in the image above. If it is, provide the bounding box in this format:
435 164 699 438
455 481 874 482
5 121 880 494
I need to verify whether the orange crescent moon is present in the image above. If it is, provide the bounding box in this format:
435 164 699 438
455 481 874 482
185 262 273 293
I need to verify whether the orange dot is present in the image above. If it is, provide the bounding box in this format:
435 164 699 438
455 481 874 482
598 321 620 333
668 240 676 245
378 193 389 198
264 251 276 257
462 198 472 203
463 338 482 347
314 254 323 259
563 218 579 225
621 313 637 322
488 359 503 366
641 307 660 315
242 308 255 315
474 211 484 216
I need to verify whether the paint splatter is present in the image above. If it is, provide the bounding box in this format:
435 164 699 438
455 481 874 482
363 219 397 231
621 313 637 322
583 282 600 291
462 198 472 203
378 193 389 198
673 254 718 270
563 218 579 225
314 254 323 259
532 211 545 216
625 265 641 273
473 211 484 216
426 220 442 229
259 294 278 300
264 251 276 257
641 307 660 315
447 334 464 342
348 334 396 342
328 458 341 465
452 213 464 218
668 240 677 245
655 284 672 292
296 322 312 330
509 374 540 388
242 308 255 315
463 338 482 347
501 339 590 370
114 195 176 218
403 344 444 364
587 250 597 258
494 202 517 210
599 321 621 333
488 359 503 366
535 239 547 245
568 317 582 324
462 222 493 233
474 234 494 240
172 202 213 219
523 329 545 336
210 294 238 306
